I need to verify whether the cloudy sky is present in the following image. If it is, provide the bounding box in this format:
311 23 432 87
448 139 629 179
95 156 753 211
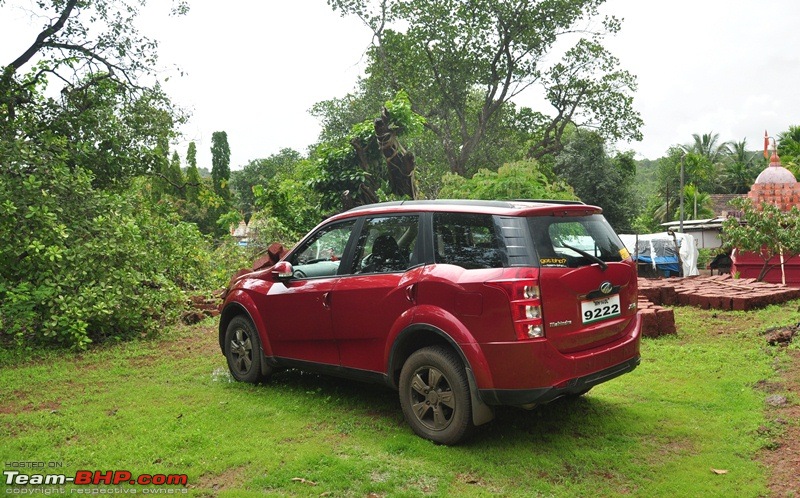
2 0 798 168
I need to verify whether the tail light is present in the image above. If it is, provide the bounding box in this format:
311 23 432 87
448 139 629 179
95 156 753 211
487 268 544 340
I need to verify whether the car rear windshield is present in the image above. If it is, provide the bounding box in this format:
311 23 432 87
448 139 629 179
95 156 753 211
526 214 627 269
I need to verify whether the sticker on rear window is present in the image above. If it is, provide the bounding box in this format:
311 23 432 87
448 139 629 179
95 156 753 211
619 248 631 260
540 257 567 267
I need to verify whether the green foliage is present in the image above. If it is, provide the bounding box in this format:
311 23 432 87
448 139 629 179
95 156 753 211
331 0 642 175
553 130 636 231
0 164 215 349
722 197 800 281
311 90 425 211
184 142 202 203
777 125 800 177
251 159 322 244
210 130 231 201
230 148 303 220
438 159 576 201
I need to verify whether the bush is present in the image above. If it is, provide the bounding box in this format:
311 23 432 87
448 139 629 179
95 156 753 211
0 164 215 349
437 160 577 200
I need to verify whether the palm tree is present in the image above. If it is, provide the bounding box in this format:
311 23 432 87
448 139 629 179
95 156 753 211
777 126 800 178
722 139 760 194
681 132 731 194
682 132 731 163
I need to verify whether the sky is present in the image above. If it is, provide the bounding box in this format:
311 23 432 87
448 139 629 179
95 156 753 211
2 0 799 169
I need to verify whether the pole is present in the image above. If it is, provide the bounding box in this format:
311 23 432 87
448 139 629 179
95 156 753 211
679 154 685 233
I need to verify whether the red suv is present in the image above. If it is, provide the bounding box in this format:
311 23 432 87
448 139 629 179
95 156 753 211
219 200 641 444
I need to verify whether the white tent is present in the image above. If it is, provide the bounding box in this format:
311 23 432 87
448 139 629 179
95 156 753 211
619 232 699 277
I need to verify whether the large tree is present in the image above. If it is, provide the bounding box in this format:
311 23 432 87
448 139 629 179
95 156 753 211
553 129 635 230
1 0 187 187
329 0 642 176
722 139 761 194
210 131 231 202
230 148 303 221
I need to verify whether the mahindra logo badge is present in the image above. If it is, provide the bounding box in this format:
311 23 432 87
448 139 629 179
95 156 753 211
599 281 613 294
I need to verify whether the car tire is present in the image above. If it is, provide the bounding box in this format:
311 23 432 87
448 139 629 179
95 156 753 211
224 316 270 383
399 346 474 445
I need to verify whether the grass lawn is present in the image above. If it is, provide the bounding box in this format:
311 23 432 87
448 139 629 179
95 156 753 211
2 300 799 497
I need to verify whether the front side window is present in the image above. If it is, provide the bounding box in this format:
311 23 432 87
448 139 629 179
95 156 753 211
289 219 357 278
433 213 503 269
351 215 419 274
528 215 627 268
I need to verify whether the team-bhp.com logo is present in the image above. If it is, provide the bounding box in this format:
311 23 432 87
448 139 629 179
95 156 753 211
4 469 188 486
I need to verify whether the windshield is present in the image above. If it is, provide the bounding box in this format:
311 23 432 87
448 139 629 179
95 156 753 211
527 215 628 269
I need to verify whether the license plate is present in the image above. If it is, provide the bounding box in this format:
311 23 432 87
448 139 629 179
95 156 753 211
581 295 621 324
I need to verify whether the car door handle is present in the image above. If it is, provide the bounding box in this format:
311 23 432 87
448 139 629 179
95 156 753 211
322 292 331 310
405 284 417 304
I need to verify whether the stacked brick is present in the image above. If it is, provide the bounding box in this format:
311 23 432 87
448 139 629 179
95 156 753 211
637 298 676 338
182 293 223 324
636 274 800 338
638 275 800 312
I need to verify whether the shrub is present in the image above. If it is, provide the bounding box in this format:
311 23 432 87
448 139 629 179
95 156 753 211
0 164 215 349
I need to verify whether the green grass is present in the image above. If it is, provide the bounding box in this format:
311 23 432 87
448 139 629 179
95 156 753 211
2 300 799 497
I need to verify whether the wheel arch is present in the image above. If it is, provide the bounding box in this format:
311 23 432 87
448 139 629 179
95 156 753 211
388 322 496 427
218 291 273 358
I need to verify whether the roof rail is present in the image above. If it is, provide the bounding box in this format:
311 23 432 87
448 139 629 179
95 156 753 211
511 199 585 205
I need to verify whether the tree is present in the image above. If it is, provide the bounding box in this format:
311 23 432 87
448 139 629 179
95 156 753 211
777 125 800 177
311 90 425 211
185 141 201 202
210 131 231 202
329 0 642 176
722 198 800 282
1 1 187 188
250 159 323 244
437 159 575 201
230 149 303 221
552 129 635 230
167 151 184 193
722 139 760 194
682 132 731 164
0 162 213 349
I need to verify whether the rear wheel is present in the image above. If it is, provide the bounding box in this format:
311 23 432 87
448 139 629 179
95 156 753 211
399 346 474 445
224 316 270 383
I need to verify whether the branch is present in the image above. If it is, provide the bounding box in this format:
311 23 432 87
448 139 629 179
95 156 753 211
8 0 79 71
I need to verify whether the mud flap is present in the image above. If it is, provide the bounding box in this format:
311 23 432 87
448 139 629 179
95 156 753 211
466 367 495 426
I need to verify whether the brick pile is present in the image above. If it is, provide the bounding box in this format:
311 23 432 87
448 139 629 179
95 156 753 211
182 293 222 324
639 274 800 311
637 298 676 338
636 275 800 338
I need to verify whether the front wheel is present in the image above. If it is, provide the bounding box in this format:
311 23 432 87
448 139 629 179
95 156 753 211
399 346 474 445
224 316 270 383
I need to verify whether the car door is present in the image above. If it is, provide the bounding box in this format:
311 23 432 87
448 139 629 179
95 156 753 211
263 218 358 365
330 214 422 372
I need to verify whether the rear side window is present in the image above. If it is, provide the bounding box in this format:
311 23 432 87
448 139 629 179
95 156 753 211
433 213 503 269
351 215 420 274
528 215 627 268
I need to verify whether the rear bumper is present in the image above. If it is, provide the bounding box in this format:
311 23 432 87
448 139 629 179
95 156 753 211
473 312 641 405
478 355 640 406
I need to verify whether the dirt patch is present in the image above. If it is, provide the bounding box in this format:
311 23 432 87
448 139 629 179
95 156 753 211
191 466 248 494
759 347 800 497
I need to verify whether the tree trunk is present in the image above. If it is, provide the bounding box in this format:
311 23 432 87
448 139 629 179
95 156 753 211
374 107 416 199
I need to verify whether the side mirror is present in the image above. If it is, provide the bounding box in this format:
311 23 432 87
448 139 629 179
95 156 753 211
271 261 294 281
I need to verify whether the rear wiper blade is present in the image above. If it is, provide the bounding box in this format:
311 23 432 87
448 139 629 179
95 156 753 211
562 243 608 271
